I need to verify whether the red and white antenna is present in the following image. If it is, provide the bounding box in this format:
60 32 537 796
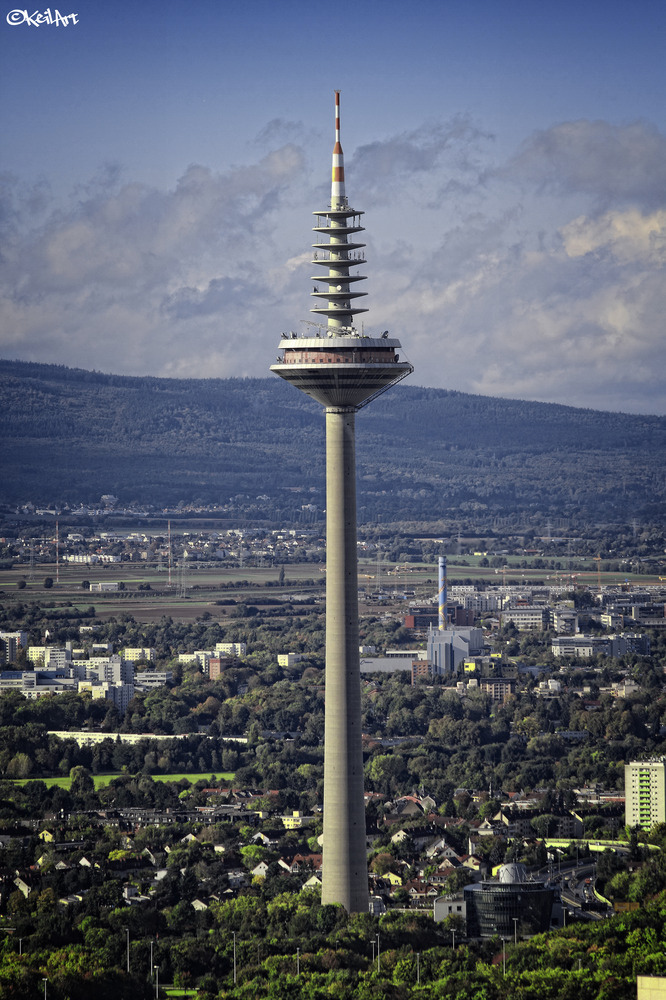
331 90 346 206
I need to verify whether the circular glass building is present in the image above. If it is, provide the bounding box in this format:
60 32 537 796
464 863 556 939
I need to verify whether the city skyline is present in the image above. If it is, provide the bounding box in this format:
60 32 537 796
2 0 666 415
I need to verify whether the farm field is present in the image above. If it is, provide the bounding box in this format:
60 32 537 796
0 556 659 624
0 560 326 622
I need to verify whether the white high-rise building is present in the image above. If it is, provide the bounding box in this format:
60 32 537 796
625 759 666 829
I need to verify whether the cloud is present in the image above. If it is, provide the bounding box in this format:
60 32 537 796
1 115 665 414
348 116 494 207
561 208 666 263
0 145 307 376
360 118 666 414
253 118 316 151
508 120 666 210
364 119 666 414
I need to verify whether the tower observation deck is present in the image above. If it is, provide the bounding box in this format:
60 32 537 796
271 89 412 406
270 92 413 913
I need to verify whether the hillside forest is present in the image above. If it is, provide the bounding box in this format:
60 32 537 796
2 360 665 526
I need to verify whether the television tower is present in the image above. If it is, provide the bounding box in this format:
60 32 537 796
271 92 412 911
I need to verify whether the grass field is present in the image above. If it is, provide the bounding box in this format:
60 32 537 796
13 772 234 790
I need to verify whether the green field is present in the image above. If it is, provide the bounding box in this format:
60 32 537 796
13 772 234 790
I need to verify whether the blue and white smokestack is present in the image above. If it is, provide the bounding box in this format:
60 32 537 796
438 556 447 630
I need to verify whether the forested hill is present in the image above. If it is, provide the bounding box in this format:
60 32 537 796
1 359 665 525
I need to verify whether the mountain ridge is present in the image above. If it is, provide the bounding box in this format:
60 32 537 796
1 359 664 526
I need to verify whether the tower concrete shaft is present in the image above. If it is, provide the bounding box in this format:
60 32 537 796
270 92 412 912
322 406 367 909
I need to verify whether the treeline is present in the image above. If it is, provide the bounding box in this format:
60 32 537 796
3 651 666 803
3 879 666 999
0 720 244 785
2 360 665 524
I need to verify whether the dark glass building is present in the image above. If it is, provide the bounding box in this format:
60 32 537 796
464 863 556 939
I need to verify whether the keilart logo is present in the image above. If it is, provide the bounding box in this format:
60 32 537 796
6 8 79 25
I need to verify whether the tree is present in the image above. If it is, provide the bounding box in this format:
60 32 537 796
628 825 643 862
7 752 32 778
43 577 53 588
70 765 95 802
370 852 397 876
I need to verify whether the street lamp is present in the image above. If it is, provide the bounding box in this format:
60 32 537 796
125 927 130 973
452 928 456 950
513 917 519 945
150 939 153 978
371 939 375 964
416 952 420 985
502 938 506 977
154 965 159 999
42 979 48 999
233 931 237 985
296 947 300 976
377 933 380 973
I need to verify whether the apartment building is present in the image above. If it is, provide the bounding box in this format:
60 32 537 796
625 759 666 829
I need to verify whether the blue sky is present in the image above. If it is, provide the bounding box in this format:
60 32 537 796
2 0 665 413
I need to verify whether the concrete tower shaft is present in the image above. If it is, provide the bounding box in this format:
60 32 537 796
270 93 413 913
321 405 368 911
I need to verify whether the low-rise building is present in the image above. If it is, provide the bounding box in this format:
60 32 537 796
551 608 578 633
216 642 246 657
433 894 466 923
552 633 650 659
134 671 173 690
502 607 549 631
480 677 516 703
121 647 156 662
277 653 304 668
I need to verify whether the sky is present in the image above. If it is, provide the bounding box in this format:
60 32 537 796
1 0 665 415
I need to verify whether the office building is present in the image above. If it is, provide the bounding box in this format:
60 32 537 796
464 863 556 939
